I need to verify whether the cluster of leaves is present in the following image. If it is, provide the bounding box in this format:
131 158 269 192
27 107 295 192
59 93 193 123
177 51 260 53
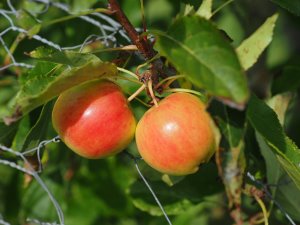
1 0 300 225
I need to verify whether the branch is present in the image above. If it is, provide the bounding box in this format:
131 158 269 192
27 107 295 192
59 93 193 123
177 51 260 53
108 0 177 91
108 0 156 59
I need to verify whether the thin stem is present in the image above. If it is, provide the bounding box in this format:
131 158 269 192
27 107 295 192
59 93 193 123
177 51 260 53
139 0 147 34
127 84 146 102
254 195 269 225
247 172 296 225
148 79 158 107
136 53 160 75
117 75 143 85
132 96 151 107
156 75 185 89
117 67 139 79
4 33 26 65
164 88 204 98
211 0 234 17
254 211 271 225
91 45 138 54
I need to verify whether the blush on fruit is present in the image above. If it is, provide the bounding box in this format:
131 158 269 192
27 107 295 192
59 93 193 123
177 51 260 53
135 92 216 176
52 79 136 159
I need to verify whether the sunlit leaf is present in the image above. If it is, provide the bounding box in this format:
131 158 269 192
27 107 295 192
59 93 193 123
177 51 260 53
196 0 212 19
4 59 117 124
236 14 278 71
154 16 248 104
29 47 100 67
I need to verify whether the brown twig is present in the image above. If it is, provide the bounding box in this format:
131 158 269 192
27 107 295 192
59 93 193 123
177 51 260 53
108 0 176 92
108 0 155 60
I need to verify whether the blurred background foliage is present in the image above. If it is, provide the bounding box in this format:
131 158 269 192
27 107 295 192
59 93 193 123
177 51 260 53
0 0 300 225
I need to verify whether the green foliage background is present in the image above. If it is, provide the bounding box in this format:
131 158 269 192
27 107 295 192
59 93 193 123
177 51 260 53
1 0 300 225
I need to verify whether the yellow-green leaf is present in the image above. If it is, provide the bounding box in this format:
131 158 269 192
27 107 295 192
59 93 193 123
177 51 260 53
236 14 278 70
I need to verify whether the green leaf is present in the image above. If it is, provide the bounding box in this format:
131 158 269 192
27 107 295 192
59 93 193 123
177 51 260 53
11 116 30 151
181 0 202 9
271 0 300 16
172 163 222 201
236 14 278 71
154 16 248 104
256 133 283 191
19 61 57 86
172 199 220 225
21 102 53 152
196 0 212 19
145 0 173 23
267 93 292 125
17 10 39 29
64 184 105 225
257 134 300 221
275 177 300 221
247 95 300 189
184 4 195 16
5 59 117 123
2 172 22 223
0 122 19 146
0 77 19 119
277 137 300 190
29 47 100 67
71 0 99 11
16 10 41 36
271 65 300 95
247 95 286 150
23 1 48 15
216 117 244 147
129 163 222 216
130 180 193 216
21 179 63 222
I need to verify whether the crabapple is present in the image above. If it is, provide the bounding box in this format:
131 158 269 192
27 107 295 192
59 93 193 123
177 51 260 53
135 92 216 176
52 79 136 159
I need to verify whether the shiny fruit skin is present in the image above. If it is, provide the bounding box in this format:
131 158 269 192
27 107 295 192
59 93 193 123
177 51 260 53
135 93 216 176
52 79 136 159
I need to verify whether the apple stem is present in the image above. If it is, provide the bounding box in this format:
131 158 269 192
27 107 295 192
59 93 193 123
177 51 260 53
127 84 146 102
131 96 152 107
118 75 143 85
156 75 186 89
91 45 138 54
117 67 139 80
165 88 205 98
253 194 269 225
148 79 159 107
135 53 160 76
